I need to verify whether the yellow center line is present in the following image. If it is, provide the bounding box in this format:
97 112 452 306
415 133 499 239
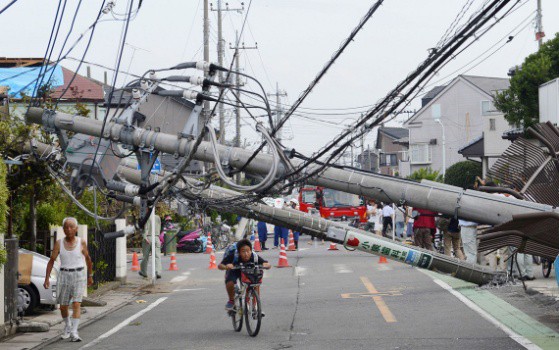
360 276 397 323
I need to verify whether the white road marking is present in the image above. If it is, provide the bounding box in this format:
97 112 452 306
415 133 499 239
376 265 393 271
80 297 167 349
294 266 307 277
431 278 541 350
334 264 353 274
170 272 190 283
297 248 309 252
173 288 206 292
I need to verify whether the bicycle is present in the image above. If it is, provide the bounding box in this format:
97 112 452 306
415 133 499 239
228 263 265 337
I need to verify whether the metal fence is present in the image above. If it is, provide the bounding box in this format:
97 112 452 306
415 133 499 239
4 238 18 324
88 226 117 289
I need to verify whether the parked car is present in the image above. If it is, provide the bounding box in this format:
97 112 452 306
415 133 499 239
18 249 59 315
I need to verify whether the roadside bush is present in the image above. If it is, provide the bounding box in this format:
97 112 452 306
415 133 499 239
444 161 482 189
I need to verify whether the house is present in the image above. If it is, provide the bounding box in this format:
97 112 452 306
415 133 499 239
356 149 379 173
375 127 409 176
0 57 105 119
403 75 511 177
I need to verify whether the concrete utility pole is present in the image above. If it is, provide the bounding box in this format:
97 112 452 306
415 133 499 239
25 108 557 227
203 0 211 138
116 163 504 286
229 32 257 183
267 82 287 143
211 1 244 144
536 0 544 48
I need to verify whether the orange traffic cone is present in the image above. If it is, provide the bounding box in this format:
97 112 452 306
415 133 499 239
208 251 217 270
168 252 179 271
131 252 140 271
276 243 290 268
287 232 296 251
328 242 339 251
254 235 262 252
205 234 213 254
378 255 388 264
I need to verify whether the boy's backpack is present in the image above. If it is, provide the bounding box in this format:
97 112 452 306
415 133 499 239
224 242 238 263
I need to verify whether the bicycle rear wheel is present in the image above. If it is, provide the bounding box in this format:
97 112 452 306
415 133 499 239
244 288 262 337
231 286 243 332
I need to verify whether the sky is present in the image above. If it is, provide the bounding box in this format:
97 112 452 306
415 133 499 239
2 0 558 158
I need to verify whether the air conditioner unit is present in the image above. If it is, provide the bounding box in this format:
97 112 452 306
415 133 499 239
429 139 437 145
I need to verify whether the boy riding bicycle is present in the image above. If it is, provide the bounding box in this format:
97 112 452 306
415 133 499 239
218 239 271 310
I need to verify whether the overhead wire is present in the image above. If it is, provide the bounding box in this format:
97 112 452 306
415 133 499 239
277 0 519 192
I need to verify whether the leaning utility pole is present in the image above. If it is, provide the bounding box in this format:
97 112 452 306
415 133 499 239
267 82 287 143
25 107 556 228
536 0 544 48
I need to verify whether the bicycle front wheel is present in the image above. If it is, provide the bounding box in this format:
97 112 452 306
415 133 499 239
244 287 262 337
231 287 243 332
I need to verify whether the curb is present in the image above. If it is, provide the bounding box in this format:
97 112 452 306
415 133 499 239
30 293 139 350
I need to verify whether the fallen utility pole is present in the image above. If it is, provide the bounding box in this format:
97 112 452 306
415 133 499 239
116 163 505 286
26 107 556 228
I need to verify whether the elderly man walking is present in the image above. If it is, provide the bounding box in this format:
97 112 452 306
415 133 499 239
44 217 93 342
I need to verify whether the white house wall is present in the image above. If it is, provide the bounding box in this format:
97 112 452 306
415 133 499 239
406 79 491 174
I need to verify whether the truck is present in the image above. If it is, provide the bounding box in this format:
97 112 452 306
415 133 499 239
298 186 367 223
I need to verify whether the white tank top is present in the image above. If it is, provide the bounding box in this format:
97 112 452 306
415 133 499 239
59 237 85 269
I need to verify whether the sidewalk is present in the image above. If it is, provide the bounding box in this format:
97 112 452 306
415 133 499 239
0 267 148 350
522 263 558 300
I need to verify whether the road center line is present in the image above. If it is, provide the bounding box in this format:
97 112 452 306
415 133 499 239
80 297 168 349
431 279 540 350
360 276 397 323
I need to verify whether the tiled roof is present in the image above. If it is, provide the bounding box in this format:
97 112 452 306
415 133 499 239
379 127 408 140
50 67 104 102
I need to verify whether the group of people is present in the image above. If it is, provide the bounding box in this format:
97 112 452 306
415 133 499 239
255 198 301 250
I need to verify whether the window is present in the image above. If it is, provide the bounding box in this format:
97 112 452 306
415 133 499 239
481 100 497 116
321 189 361 208
379 153 398 166
489 118 496 131
410 144 432 164
301 190 317 204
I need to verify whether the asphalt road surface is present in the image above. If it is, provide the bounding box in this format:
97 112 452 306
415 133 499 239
44 236 558 350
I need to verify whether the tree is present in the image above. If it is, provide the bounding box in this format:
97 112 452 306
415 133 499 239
444 161 482 189
408 167 443 182
494 33 559 129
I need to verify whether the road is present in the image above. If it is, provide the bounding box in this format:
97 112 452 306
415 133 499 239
43 236 558 350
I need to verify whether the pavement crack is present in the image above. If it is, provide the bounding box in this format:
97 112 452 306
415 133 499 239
288 254 302 342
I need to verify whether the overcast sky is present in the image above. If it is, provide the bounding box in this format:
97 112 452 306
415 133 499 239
2 0 558 157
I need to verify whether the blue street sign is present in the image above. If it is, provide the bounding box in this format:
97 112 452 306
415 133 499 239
137 156 161 173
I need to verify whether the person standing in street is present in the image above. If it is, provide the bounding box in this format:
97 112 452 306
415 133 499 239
413 208 436 251
443 217 465 260
140 213 162 278
459 219 478 263
44 217 93 342
256 221 269 250
381 202 394 238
